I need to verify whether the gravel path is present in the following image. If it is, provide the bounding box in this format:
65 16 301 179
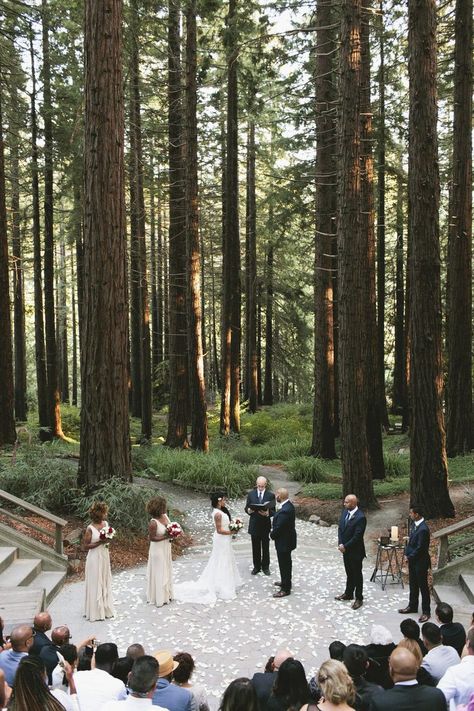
51 466 412 710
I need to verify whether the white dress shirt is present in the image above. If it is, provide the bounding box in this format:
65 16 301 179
422 644 460 682
74 668 127 711
437 654 474 709
101 697 169 711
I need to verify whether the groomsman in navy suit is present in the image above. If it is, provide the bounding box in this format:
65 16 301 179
245 476 276 575
399 504 431 622
270 488 297 597
335 494 367 610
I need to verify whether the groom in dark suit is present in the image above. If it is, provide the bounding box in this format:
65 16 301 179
245 476 276 575
270 488 297 597
335 494 366 610
398 504 431 622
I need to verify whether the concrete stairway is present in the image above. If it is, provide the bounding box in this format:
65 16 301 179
0 545 66 628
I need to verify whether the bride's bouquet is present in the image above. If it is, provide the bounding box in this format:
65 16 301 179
99 525 116 547
166 521 183 539
229 518 243 535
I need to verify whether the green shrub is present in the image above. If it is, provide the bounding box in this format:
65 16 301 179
286 457 330 483
0 445 80 513
374 478 410 497
58 405 81 440
301 482 343 500
74 478 160 534
135 445 257 497
383 453 409 478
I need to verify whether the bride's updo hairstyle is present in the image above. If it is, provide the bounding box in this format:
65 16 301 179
210 492 231 521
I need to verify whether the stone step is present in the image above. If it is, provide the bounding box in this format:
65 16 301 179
0 547 17 574
459 573 474 604
0 558 42 587
33 570 67 605
0 587 45 632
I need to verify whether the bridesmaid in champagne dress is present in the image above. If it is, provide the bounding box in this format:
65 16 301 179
146 496 173 606
83 501 115 621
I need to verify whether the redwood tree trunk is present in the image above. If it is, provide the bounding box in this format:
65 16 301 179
246 119 258 413
166 0 189 447
185 0 208 450
408 0 454 517
337 0 377 508
78 0 132 485
263 242 273 406
42 0 63 437
392 174 407 416
0 95 16 445
29 28 48 428
446 0 472 457
312 0 337 458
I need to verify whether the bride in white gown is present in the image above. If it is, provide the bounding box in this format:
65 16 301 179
174 493 243 605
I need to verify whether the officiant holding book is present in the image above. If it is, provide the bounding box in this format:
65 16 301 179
245 476 276 575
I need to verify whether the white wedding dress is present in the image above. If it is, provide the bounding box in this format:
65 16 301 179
174 508 243 605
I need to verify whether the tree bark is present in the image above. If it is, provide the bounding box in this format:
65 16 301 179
392 174 407 416
246 119 258 413
78 0 132 485
166 0 189 447
445 0 472 457
42 0 63 438
0 93 16 445
408 0 454 517
312 0 337 458
10 96 28 422
185 0 208 450
263 242 273 406
58 241 69 403
29 27 48 428
337 0 377 508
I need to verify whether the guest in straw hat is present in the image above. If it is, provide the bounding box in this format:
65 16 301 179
152 650 193 711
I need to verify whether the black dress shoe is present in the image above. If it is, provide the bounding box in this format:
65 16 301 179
273 590 290 598
352 599 363 610
251 568 261 575
398 606 417 614
274 581 282 586
262 569 270 575
334 594 353 601
418 613 430 623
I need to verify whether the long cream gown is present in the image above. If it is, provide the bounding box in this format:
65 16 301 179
146 516 174 606
84 522 115 621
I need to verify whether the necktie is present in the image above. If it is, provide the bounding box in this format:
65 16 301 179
259 491 263 503
344 512 350 527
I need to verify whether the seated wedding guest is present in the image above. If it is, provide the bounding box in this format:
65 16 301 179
420 621 460 683
461 612 474 658
29 612 53 657
152 650 193 711
437 627 474 709
74 643 126 711
343 644 383 710
302 659 356 711
100 656 169 711
309 642 347 701
364 625 396 689
173 652 209 711
7 655 79 711
51 644 78 693
218 677 259 711
396 639 435 686
0 669 10 708
126 644 145 661
369 647 446 711
251 648 292 709
112 657 134 685
435 602 466 657
0 625 34 686
400 618 427 656
77 646 92 672
40 626 72 684
267 657 311 711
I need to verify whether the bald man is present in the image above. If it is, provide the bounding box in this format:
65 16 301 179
369 647 447 711
40 625 72 683
335 494 366 609
30 611 53 656
245 475 276 575
0 624 34 685
270 488 297 597
251 648 292 708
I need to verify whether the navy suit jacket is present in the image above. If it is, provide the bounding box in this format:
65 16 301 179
245 488 276 536
369 683 447 711
405 520 430 568
338 508 366 558
270 501 296 553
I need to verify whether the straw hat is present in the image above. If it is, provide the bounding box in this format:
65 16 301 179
153 650 179 677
